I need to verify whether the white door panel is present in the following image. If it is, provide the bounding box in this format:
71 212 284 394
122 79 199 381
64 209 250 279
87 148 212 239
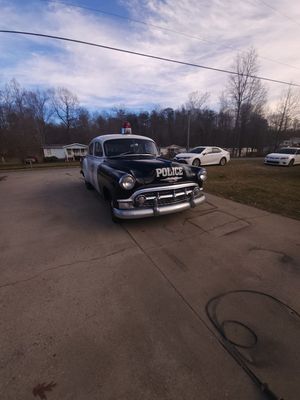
201 148 215 165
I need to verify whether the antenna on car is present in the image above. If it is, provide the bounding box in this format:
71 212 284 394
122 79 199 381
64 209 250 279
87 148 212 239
121 121 132 135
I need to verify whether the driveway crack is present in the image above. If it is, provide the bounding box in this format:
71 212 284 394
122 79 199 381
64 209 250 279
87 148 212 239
0 247 134 290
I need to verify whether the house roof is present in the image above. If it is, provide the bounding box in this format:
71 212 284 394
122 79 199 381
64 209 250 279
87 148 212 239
63 143 88 148
43 145 65 149
43 143 88 149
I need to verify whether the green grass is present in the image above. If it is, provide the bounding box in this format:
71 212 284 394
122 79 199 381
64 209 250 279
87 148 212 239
205 159 300 220
0 161 80 171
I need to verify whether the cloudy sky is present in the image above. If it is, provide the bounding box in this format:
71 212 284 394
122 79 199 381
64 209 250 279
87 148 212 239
0 0 300 111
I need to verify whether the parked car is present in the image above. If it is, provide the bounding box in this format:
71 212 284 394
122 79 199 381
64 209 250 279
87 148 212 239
264 147 300 167
174 146 230 166
23 156 38 164
81 133 207 221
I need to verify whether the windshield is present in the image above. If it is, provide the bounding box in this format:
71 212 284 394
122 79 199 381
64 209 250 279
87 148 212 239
104 138 158 157
190 147 205 154
276 148 297 155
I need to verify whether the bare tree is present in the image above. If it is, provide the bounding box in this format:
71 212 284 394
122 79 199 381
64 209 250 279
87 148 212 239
25 89 53 146
52 87 79 137
0 79 36 159
268 85 300 149
227 48 267 156
185 91 209 150
186 91 209 111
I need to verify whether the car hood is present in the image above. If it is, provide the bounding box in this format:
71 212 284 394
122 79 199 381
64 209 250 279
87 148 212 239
104 156 200 184
175 152 198 158
266 153 292 158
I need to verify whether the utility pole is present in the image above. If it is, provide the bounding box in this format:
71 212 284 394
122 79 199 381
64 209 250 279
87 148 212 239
187 111 191 152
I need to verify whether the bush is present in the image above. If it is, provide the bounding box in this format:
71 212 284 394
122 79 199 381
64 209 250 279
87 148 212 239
44 156 60 162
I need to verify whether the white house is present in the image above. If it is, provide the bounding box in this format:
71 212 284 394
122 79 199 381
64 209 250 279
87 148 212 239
280 137 300 147
43 143 88 161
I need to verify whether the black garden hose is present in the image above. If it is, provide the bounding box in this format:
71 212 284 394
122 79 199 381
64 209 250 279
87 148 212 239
205 290 300 400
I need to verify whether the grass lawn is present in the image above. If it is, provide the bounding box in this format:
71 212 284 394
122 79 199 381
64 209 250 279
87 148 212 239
0 161 80 171
205 159 300 220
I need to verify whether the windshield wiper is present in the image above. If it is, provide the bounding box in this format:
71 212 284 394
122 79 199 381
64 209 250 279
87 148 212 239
107 151 135 158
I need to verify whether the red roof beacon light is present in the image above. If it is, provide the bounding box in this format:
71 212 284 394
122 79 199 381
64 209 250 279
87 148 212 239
122 121 132 135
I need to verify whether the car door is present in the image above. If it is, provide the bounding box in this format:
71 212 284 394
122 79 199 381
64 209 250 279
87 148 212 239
212 147 223 164
201 147 215 165
85 141 94 183
295 149 300 164
90 141 104 192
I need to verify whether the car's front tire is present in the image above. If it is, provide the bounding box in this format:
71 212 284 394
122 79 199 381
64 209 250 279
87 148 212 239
85 180 94 190
288 159 295 167
219 157 227 166
192 158 201 167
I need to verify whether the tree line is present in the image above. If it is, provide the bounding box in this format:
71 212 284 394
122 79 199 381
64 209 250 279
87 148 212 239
0 48 299 162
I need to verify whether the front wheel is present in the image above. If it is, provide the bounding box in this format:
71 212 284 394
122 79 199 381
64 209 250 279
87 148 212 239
192 158 201 167
85 180 94 190
288 159 294 167
219 157 227 166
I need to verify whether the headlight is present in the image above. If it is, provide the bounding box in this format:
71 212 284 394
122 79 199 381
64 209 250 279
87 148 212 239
197 169 207 182
119 174 136 190
280 157 288 160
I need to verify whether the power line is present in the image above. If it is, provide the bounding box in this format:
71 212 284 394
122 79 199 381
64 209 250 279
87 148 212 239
41 0 300 72
1 29 300 87
255 0 300 28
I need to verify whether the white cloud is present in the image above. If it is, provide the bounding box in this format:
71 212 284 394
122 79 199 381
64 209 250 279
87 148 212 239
0 0 300 111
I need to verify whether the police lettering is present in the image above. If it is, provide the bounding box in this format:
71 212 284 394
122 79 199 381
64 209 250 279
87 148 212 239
156 167 184 178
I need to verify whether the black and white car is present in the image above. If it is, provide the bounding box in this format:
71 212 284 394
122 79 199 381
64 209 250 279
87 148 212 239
174 146 230 166
264 147 300 167
81 133 207 220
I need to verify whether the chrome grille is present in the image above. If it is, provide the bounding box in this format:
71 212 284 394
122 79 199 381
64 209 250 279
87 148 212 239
132 183 200 207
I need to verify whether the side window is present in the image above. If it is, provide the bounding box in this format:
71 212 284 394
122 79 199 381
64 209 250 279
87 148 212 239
296 150 300 155
94 142 103 157
213 147 221 153
205 148 213 154
88 142 94 155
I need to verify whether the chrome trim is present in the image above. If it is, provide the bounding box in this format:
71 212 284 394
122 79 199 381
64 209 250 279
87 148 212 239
117 182 200 203
113 194 205 219
119 174 136 190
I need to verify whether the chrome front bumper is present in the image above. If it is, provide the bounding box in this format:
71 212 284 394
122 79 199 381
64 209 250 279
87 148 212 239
113 193 205 219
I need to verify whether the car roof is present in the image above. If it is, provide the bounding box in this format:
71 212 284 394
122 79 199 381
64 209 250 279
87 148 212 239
91 134 155 143
191 146 222 148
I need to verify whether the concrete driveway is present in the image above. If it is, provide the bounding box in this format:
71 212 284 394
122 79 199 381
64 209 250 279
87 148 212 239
0 168 299 400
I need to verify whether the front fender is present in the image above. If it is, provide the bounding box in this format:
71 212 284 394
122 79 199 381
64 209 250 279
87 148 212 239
97 163 128 199
81 157 88 178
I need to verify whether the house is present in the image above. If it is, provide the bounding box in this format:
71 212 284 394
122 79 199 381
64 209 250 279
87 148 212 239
160 145 186 158
226 147 259 157
43 143 88 161
280 137 300 147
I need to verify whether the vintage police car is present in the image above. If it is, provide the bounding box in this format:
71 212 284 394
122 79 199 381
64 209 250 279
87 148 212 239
81 133 207 220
